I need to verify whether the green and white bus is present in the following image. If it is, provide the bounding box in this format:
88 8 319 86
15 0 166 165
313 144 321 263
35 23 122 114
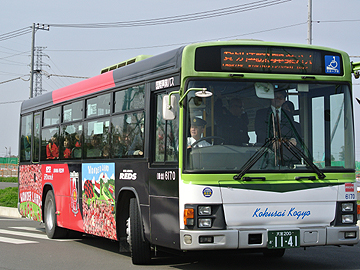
19 40 359 264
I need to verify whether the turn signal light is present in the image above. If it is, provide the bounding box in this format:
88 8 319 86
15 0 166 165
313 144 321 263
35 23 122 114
184 208 194 226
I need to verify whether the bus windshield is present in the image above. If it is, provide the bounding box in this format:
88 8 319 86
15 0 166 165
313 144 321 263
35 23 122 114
184 80 354 173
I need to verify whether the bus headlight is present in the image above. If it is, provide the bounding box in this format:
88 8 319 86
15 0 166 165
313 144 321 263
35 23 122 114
341 202 354 212
198 206 211 215
198 218 212 228
342 214 354 223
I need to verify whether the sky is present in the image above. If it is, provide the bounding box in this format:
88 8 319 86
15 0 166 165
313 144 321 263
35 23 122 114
1 0 360 159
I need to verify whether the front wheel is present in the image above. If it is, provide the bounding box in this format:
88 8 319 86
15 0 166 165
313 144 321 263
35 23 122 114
128 198 151 265
44 190 67 239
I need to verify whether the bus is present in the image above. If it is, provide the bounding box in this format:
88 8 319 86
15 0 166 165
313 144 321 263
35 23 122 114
18 40 359 264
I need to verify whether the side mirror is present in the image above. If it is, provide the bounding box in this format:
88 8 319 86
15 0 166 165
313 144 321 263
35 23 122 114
162 94 176 120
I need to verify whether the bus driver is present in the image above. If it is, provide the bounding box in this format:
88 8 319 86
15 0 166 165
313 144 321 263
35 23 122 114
187 117 211 148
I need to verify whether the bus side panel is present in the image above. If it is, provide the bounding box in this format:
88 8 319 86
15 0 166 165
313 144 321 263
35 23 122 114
18 164 42 221
115 161 150 236
81 163 117 239
149 168 179 249
41 164 84 233
149 196 179 249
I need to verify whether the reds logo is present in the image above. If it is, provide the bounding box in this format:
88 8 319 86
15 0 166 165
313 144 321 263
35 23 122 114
345 183 354 192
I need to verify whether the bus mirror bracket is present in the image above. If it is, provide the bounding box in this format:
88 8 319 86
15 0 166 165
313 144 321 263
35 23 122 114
163 88 213 120
179 88 212 105
351 61 360 79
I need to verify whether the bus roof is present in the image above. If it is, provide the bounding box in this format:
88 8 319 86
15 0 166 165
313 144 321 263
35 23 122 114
20 47 184 114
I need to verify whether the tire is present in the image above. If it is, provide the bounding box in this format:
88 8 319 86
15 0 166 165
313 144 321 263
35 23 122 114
44 190 67 239
128 198 151 265
263 248 286 258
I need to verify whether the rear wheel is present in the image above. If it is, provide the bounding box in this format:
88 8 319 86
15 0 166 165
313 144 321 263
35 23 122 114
44 190 67 239
128 198 151 265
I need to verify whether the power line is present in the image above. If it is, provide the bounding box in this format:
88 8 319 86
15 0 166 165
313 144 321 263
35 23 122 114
49 0 290 28
0 100 24 105
0 76 29 85
314 19 360 24
47 22 307 53
0 27 32 42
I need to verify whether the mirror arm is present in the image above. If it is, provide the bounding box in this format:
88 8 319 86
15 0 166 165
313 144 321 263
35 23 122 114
167 90 180 109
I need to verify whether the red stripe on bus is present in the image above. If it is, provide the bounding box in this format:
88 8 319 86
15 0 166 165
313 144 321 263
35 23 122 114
52 71 115 104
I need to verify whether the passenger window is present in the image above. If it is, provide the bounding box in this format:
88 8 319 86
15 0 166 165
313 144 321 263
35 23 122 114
84 118 110 158
155 93 179 162
114 85 145 113
60 123 83 159
43 107 60 126
86 94 110 118
20 114 33 162
41 127 60 160
63 101 83 122
112 112 145 158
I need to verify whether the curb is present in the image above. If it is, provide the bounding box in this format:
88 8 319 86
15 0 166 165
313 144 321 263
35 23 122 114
0 206 22 218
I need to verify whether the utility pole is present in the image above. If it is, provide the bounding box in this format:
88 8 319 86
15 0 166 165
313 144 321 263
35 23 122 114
307 0 312 45
29 23 49 99
34 47 49 97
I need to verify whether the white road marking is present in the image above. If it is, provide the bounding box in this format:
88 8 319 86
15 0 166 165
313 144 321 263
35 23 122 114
9 226 44 233
0 228 75 242
0 236 38 244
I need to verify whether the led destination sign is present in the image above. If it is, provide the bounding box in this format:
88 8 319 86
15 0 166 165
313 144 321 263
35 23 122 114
194 46 342 75
221 48 314 73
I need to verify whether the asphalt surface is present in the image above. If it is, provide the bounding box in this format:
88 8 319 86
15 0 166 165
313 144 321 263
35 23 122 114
0 182 17 189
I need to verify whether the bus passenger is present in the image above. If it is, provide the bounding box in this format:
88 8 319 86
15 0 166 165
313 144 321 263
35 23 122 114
63 138 72 159
46 135 59 159
87 135 102 157
187 117 211 148
255 90 300 145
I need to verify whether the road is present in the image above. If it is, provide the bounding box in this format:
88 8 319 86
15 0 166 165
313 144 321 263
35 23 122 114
0 216 359 270
0 182 17 189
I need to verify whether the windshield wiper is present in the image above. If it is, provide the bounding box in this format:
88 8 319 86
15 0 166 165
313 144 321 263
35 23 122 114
233 139 273 180
281 139 326 180
233 138 326 181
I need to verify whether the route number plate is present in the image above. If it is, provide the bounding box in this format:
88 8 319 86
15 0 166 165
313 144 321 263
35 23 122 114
267 230 300 249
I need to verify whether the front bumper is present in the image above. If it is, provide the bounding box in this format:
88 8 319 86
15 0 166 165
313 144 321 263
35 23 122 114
180 225 359 250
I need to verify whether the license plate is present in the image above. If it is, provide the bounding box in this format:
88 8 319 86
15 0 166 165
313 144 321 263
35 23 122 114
267 230 300 249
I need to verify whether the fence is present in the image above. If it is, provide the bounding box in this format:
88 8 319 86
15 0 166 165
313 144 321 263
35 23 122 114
0 157 18 177
0 164 18 177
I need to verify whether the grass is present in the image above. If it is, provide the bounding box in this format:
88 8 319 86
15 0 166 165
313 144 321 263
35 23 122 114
0 177 18 207
0 187 18 208
0 177 17 183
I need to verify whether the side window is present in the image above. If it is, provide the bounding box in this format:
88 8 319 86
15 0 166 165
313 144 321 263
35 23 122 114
41 127 60 160
63 101 83 122
155 93 179 162
112 112 145 158
60 123 83 159
43 107 60 126
114 85 145 113
20 114 32 162
84 118 110 158
33 113 41 162
86 94 111 118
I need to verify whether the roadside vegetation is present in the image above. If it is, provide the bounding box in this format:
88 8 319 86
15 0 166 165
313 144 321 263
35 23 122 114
0 177 18 207
0 187 18 208
0 177 17 183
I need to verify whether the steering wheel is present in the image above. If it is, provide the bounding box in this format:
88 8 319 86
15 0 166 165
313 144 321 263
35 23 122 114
191 136 225 148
